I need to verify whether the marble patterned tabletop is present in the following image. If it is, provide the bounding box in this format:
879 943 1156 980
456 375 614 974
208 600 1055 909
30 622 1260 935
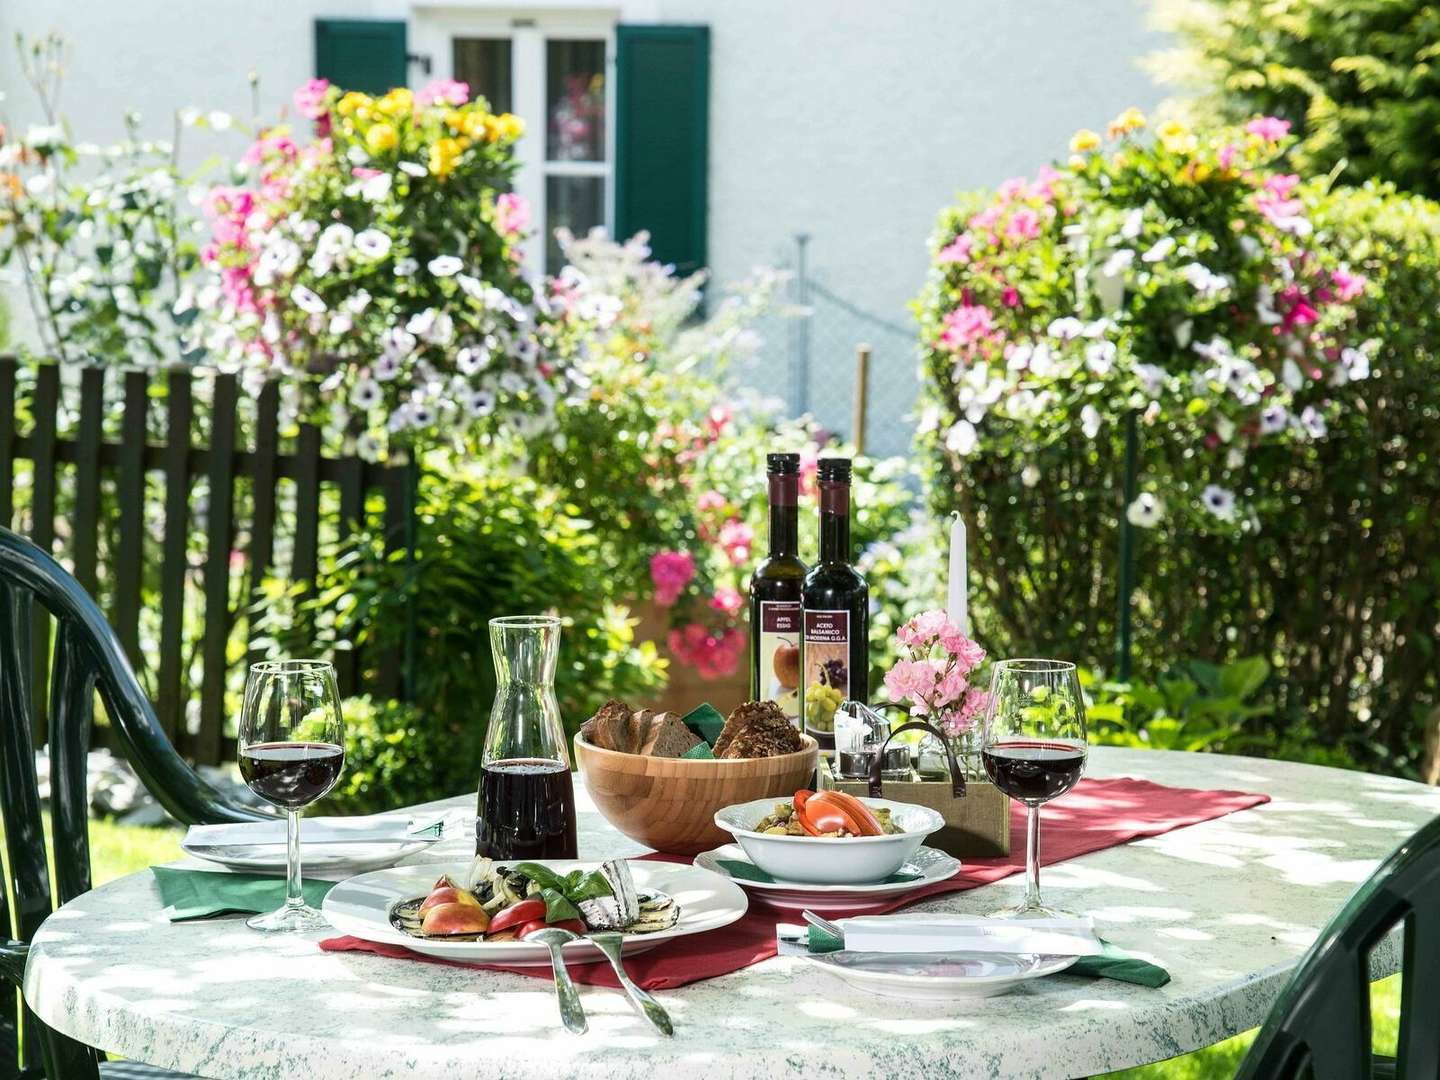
24 747 1440 1079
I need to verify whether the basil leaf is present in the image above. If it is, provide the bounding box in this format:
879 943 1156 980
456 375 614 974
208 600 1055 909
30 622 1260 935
511 862 568 892
563 869 614 903
541 888 582 923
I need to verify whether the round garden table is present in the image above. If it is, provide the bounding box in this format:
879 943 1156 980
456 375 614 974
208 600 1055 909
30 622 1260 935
24 747 1440 1079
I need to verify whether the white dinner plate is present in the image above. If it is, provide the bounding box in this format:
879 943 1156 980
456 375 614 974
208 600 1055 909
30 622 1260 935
181 837 438 875
694 843 961 913
805 949 1078 1000
322 859 749 967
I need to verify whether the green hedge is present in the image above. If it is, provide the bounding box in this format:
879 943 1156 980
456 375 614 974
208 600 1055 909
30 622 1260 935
916 117 1440 773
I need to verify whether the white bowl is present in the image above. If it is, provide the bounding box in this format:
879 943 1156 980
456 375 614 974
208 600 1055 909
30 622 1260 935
714 795 945 885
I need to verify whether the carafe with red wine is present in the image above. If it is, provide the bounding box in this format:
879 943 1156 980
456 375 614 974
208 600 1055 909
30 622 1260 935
476 615 578 861
980 658 1088 919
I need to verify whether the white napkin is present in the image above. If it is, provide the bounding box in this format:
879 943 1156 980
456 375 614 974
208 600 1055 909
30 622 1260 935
184 815 438 850
829 913 1105 956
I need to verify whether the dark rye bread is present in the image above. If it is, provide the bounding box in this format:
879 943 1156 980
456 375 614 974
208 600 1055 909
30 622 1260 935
714 700 803 759
636 711 704 758
581 699 639 753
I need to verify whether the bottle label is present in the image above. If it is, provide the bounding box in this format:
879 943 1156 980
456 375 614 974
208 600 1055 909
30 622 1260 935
758 601 802 726
802 609 850 734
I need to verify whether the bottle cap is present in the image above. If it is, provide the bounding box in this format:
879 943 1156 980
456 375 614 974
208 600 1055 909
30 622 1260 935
817 457 852 482
766 452 801 476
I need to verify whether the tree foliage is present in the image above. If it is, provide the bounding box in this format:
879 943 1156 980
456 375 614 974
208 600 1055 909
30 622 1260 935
1150 0 1440 199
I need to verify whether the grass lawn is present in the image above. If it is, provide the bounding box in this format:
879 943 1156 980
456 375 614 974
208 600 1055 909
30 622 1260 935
44 821 1409 1078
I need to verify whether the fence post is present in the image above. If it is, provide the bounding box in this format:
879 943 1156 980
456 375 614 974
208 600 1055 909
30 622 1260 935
852 344 871 454
790 233 811 415
1115 409 1139 681
402 454 419 703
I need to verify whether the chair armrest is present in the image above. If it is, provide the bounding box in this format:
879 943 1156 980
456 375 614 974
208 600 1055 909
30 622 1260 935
0 939 28 990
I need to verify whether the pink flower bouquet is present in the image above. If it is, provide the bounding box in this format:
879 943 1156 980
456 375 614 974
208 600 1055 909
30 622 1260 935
884 610 990 749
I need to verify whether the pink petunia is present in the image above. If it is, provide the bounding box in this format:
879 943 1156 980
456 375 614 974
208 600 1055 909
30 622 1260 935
495 192 530 236
997 176 1029 201
1002 286 1021 308
1331 268 1367 302
1005 207 1042 243
940 304 997 352
650 550 696 606
709 587 744 617
292 78 331 121
1030 165 1061 202
696 489 726 513
718 519 754 566
937 234 973 265
416 79 470 108
1246 116 1292 142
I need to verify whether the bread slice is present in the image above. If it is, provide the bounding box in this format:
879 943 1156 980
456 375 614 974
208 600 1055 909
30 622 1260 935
714 700 803 759
636 712 704 758
582 699 638 753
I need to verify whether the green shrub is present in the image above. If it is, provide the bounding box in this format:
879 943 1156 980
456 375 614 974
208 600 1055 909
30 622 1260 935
1151 0 1440 200
1086 657 1272 753
318 695 464 815
915 113 1440 775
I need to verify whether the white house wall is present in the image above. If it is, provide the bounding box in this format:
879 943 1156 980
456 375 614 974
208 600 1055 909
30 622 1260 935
0 0 1168 453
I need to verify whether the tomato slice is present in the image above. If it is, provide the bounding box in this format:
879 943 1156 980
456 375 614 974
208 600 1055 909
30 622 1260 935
793 789 813 813
802 798 864 836
812 790 884 836
489 897 547 934
517 919 548 939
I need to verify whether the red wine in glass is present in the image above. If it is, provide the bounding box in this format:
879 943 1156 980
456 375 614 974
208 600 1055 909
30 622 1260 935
476 758 578 860
240 741 345 809
982 740 1087 804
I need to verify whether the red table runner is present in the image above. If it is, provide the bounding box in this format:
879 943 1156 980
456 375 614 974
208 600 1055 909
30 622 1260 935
321 775 1269 989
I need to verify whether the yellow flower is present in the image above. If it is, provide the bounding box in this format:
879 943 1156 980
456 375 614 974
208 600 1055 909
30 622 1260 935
492 113 524 142
444 109 469 132
365 122 398 154
336 92 371 118
460 110 490 140
1069 128 1101 154
428 136 466 177
1157 119 1197 154
377 88 413 117
1106 107 1147 139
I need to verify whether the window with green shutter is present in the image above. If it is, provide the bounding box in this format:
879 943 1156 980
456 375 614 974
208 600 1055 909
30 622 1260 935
315 19 408 94
614 26 710 276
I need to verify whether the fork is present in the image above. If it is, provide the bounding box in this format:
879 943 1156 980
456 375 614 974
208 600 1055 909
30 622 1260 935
525 927 589 1034
588 931 674 1036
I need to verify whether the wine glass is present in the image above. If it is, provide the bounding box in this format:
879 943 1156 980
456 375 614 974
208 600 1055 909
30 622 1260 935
238 659 346 932
980 658 1088 919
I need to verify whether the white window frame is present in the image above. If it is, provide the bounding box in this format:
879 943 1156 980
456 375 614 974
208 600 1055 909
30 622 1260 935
411 7 617 271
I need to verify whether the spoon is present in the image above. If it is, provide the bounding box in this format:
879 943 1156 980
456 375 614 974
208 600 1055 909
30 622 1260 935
526 928 588 1034
588 931 674 1036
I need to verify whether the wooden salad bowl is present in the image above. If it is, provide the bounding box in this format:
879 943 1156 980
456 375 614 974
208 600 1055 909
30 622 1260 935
574 733 819 855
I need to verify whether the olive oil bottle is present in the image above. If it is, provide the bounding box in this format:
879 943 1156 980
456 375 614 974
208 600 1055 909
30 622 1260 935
748 453 807 728
801 457 869 741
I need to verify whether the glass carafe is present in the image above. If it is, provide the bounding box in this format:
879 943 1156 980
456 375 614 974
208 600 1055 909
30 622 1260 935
475 615 578 860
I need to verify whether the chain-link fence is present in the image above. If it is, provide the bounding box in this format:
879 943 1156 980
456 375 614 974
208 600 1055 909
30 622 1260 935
732 235 919 460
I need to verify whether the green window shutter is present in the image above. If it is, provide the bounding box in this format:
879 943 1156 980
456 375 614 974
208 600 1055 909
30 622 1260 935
614 25 709 277
315 19 408 93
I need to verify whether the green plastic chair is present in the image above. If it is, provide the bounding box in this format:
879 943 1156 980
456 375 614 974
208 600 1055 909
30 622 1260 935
1236 811 1440 1079
0 526 266 1079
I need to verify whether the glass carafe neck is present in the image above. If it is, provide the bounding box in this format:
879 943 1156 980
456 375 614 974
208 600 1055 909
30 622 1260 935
485 616 567 767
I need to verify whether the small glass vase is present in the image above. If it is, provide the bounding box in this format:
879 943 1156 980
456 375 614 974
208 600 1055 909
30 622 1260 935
917 726 984 782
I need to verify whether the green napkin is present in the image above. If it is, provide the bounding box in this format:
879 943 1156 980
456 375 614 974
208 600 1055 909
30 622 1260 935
720 859 921 885
682 702 726 747
682 741 716 760
805 925 1171 987
152 866 339 922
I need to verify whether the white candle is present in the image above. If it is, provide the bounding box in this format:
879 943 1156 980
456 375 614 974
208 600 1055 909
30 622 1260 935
947 511 968 634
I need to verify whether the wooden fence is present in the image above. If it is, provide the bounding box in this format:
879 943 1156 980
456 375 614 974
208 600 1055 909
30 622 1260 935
0 356 412 765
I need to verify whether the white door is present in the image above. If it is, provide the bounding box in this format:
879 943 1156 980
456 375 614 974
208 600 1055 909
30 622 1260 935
411 9 616 274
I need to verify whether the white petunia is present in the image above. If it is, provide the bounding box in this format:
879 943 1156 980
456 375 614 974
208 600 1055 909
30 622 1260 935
1215 416 1236 443
1141 237 1175 263
1259 404 1289 435
428 255 464 277
1006 343 1033 373
498 371 528 395
328 313 352 336
360 172 392 202
1102 249 1135 277
464 388 496 417
1048 316 1085 341
1133 363 1166 398
945 419 979 457
1126 492 1164 528
406 309 438 337
381 327 417 357
456 273 486 300
345 289 372 314
456 345 491 376
410 402 437 427
317 223 354 254
1085 340 1117 376
355 434 382 462
1338 347 1371 383
1174 319 1193 348
1282 358 1304 391
1201 485 1237 522
394 257 419 278
1226 447 1246 470
374 355 402 382
398 160 427 177
1027 343 1056 378
1120 207 1144 239
1180 262 1230 299
1298 405 1327 439
351 379 383 410
291 284 327 314
353 229 392 260
1080 404 1102 439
